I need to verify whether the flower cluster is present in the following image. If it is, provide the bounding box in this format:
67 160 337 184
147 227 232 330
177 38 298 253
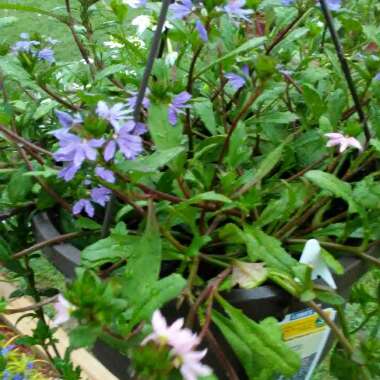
170 0 209 42
52 97 149 216
12 33 56 64
283 0 342 10
142 310 212 380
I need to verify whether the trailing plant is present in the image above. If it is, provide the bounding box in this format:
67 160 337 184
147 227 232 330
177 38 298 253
0 0 379 379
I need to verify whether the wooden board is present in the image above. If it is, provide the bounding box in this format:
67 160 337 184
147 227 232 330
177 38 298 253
0 275 119 380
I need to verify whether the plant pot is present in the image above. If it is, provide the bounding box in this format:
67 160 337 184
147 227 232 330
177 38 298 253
32 212 377 380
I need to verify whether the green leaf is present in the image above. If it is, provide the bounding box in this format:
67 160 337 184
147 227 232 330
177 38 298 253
212 310 256 378
193 99 217 135
81 231 134 267
237 144 283 195
215 298 300 378
69 325 100 349
116 147 184 173
147 103 183 150
321 248 344 275
196 37 266 77
303 83 326 119
95 64 125 81
243 226 299 273
304 170 359 213
0 16 17 28
227 121 251 168
76 217 101 231
33 100 57 120
123 205 162 303
186 191 232 205
7 168 33 203
0 3 66 22
248 111 298 125
128 274 186 327
316 290 345 305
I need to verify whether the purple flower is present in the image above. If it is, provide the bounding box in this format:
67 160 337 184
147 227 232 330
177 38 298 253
282 0 294 5
123 0 147 8
91 186 112 207
168 91 192 126
11 375 25 380
225 72 246 90
20 32 30 39
127 91 151 110
55 110 83 130
58 164 80 182
95 166 116 183
73 199 94 217
132 121 148 136
1 345 16 356
54 132 104 168
170 0 193 19
325 0 341 11
96 101 131 130
375 72 380 81
195 20 208 42
12 39 39 53
37 48 55 64
104 121 144 161
224 0 253 22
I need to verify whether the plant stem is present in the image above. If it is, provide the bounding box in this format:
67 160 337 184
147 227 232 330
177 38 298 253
306 300 353 355
0 124 52 157
4 296 57 314
218 85 262 165
319 0 370 145
12 231 86 259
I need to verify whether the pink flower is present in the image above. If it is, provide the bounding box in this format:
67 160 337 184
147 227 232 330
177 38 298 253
179 349 212 380
325 133 363 153
142 310 212 380
51 295 73 326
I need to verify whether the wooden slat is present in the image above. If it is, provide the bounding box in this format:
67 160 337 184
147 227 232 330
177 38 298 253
0 275 119 380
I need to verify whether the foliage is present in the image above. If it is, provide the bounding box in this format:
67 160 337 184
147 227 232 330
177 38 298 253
0 0 379 379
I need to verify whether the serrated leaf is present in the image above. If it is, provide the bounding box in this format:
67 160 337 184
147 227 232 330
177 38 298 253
186 191 232 205
95 64 125 81
76 217 101 231
7 167 33 203
316 290 345 305
196 37 266 77
116 146 184 173
248 111 298 125
215 298 300 378
128 274 186 328
123 205 161 302
321 248 344 275
193 99 217 135
304 170 359 213
212 310 256 378
69 325 100 349
147 103 183 151
243 226 299 273
237 144 283 193
0 3 66 22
